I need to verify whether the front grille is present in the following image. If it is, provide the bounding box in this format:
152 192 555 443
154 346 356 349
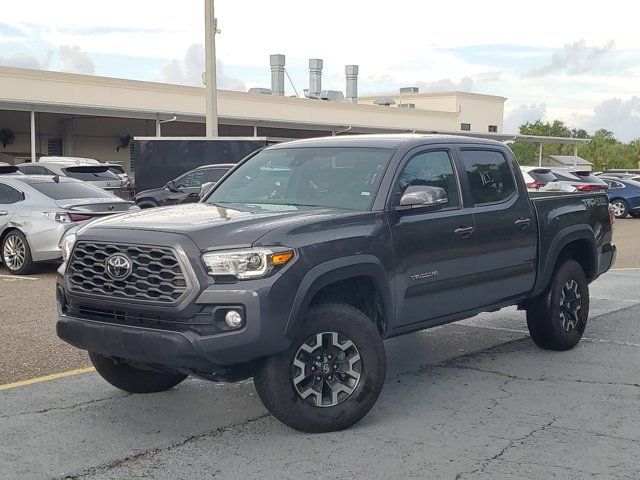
67 242 188 304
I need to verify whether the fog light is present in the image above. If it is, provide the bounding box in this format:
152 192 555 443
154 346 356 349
225 310 243 328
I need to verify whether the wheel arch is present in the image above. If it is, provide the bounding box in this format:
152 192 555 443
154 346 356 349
285 255 393 337
529 226 597 299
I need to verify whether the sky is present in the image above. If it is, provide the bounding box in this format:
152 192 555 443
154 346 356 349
1 0 639 141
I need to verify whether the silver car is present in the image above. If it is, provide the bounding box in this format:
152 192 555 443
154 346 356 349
16 160 128 198
0 175 138 275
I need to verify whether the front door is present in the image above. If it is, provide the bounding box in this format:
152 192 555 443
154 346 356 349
389 148 478 328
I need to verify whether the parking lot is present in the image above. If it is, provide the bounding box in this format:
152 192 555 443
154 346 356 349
1 218 639 479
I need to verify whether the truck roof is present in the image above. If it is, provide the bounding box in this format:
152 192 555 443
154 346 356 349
268 134 507 150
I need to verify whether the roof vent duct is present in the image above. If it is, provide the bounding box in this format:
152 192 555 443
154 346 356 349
308 58 323 98
345 65 358 104
270 54 285 96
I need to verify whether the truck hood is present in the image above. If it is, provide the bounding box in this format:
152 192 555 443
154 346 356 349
82 202 346 249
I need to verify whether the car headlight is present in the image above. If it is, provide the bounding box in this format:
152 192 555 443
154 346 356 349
60 233 77 263
202 248 294 280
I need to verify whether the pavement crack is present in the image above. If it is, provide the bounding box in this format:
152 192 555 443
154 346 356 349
438 364 640 390
0 394 131 420
454 418 556 480
57 413 270 480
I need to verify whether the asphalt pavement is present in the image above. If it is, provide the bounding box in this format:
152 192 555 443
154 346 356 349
0 218 638 479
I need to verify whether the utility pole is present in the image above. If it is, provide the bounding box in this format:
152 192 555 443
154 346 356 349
204 0 219 137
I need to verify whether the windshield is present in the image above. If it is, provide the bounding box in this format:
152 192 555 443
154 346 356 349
30 181 117 200
205 147 394 210
63 166 121 182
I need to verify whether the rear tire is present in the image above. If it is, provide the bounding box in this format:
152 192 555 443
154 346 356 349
89 352 187 393
254 303 386 433
526 260 589 351
611 199 628 218
2 230 35 275
136 200 158 209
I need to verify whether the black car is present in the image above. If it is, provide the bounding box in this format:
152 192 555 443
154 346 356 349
57 135 615 433
134 164 234 208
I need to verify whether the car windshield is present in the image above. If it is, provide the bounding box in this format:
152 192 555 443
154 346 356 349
205 147 394 210
63 166 121 182
30 181 116 200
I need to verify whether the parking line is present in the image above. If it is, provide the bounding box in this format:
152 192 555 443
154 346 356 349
0 274 40 281
610 267 640 271
0 367 95 392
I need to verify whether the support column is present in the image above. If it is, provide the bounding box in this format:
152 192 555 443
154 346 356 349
538 142 543 167
573 143 578 169
204 0 219 137
30 110 36 163
62 119 75 156
253 125 258 137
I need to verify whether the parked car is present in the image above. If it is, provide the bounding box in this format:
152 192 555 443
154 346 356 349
601 169 640 177
56 135 615 433
599 176 640 218
0 175 138 275
134 164 234 208
549 168 608 192
16 160 128 199
520 167 568 192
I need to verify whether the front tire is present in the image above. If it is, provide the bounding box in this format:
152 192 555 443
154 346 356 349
611 199 628 218
526 260 589 351
254 303 386 433
89 352 187 393
2 230 35 275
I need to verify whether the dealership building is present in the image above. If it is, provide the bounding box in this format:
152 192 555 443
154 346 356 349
0 61 508 173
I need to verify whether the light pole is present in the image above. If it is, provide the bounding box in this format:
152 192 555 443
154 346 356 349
204 0 219 137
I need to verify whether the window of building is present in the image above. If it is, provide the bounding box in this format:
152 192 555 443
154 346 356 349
459 150 516 205
461 123 471 131
395 150 460 208
47 137 63 156
488 125 498 133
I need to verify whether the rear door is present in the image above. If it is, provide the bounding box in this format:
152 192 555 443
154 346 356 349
458 147 537 306
0 182 22 232
389 147 478 327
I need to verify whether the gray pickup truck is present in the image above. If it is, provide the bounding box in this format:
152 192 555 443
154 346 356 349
56 135 616 433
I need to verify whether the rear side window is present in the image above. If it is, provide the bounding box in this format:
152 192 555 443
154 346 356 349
528 170 557 184
30 182 115 200
605 180 624 189
63 167 121 181
460 150 516 205
206 168 230 183
0 183 22 204
395 150 460 208
19 165 54 175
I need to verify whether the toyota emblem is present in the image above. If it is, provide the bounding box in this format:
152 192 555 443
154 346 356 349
105 254 133 280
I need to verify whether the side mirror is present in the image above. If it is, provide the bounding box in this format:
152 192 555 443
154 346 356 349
199 181 216 199
398 185 448 210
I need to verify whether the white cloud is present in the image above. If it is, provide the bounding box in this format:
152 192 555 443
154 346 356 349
504 104 547 133
0 52 50 70
59 45 94 74
416 77 473 93
527 39 616 77
582 96 640 142
160 43 246 91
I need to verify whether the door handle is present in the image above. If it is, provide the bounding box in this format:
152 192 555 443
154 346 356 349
515 217 531 229
0 210 8 216
454 226 475 238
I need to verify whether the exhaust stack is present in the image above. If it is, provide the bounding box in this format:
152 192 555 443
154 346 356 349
308 58 323 98
345 65 358 104
270 54 285 96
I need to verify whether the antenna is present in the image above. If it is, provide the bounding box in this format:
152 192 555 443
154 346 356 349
284 68 300 98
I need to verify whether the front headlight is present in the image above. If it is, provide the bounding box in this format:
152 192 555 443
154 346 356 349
60 233 77 263
202 248 294 280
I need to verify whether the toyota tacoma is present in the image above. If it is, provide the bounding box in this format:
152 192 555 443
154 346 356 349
56 135 616 433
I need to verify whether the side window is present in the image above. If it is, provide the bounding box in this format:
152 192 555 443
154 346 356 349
395 151 460 208
177 170 207 188
460 150 516 205
206 168 228 183
0 184 22 204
